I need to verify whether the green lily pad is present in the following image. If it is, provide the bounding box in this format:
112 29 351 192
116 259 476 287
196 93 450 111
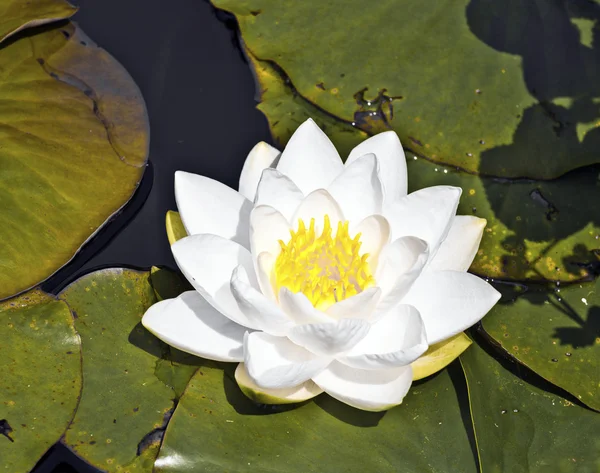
481 277 600 411
405 158 600 283
0 0 77 43
213 0 600 179
249 52 368 158
155 363 476 473
0 290 81 473
461 342 600 472
0 21 149 300
58 268 196 472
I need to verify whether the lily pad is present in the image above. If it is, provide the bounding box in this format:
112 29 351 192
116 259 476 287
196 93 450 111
58 268 195 472
405 158 600 283
213 0 600 179
155 363 476 473
0 290 81 473
481 277 600 411
0 0 77 43
0 21 149 300
248 52 368 158
461 342 600 472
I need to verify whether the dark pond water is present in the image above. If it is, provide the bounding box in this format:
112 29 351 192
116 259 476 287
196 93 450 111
34 0 271 471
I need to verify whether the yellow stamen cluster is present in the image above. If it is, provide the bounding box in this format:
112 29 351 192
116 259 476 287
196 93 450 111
274 215 375 311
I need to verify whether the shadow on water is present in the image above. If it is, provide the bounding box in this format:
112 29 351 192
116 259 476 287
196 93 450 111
466 0 600 281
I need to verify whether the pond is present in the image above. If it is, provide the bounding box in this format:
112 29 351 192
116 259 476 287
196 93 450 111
2 0 599 472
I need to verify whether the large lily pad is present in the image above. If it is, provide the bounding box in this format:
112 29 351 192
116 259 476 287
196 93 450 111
0 0 77 43
481 277 600 411
0 21 149 300
155 363 476 473
461 342 600 472
0 290 81 473
214 0 600 179
58 268 196 472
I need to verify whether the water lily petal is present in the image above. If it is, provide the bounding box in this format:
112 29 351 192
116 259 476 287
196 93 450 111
292 189 344 232
350 214 391 271
375 236 429 316
385 186 461 254
142 291 246 362
427 216 487 272
254 168 304 221
313 361 413 412
175 171 252 248
235 363 323 404
327 153 383 223
326 287 381 320
250 205 291 258
403 270 501 344
276 118 344 194
256 251 277 301
238 141 280 201
347 131 407 203
230 265 293 336
288 318 370 357
337 304 428 370
171 234 258 328
244 332 331 389
279 288 332 325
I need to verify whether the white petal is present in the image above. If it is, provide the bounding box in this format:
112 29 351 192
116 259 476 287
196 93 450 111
256 251 277 301
276 118 344 194
254 168 304 221
338 304 428 370
171 234 258 328
347 131 407 203
142 291 246 362
249 205 291 258
288 318 370 357
313 361 413 411
384 186 461 255
175 171 252 248
327 153 383 223
292 189 344 232
326 287 381 320
238 141 280 201
235 363 323 404
403 270 501 344
279 288 332 325
375 237 429 316
351 214 391 271
427 216 486 272
230 265 293 336
244 332 331 389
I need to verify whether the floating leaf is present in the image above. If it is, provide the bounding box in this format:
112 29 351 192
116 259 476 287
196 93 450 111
461 342 600 472
57 268 194 472
481 277 600 411
0 0 77 43
0 22 149 300
213 0 600 179
0 290 81 473
155 363 476 473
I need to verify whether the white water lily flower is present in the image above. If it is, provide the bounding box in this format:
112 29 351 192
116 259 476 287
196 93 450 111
142 119 500 412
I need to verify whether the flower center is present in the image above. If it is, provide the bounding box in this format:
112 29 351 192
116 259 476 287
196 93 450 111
274 215 375 311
